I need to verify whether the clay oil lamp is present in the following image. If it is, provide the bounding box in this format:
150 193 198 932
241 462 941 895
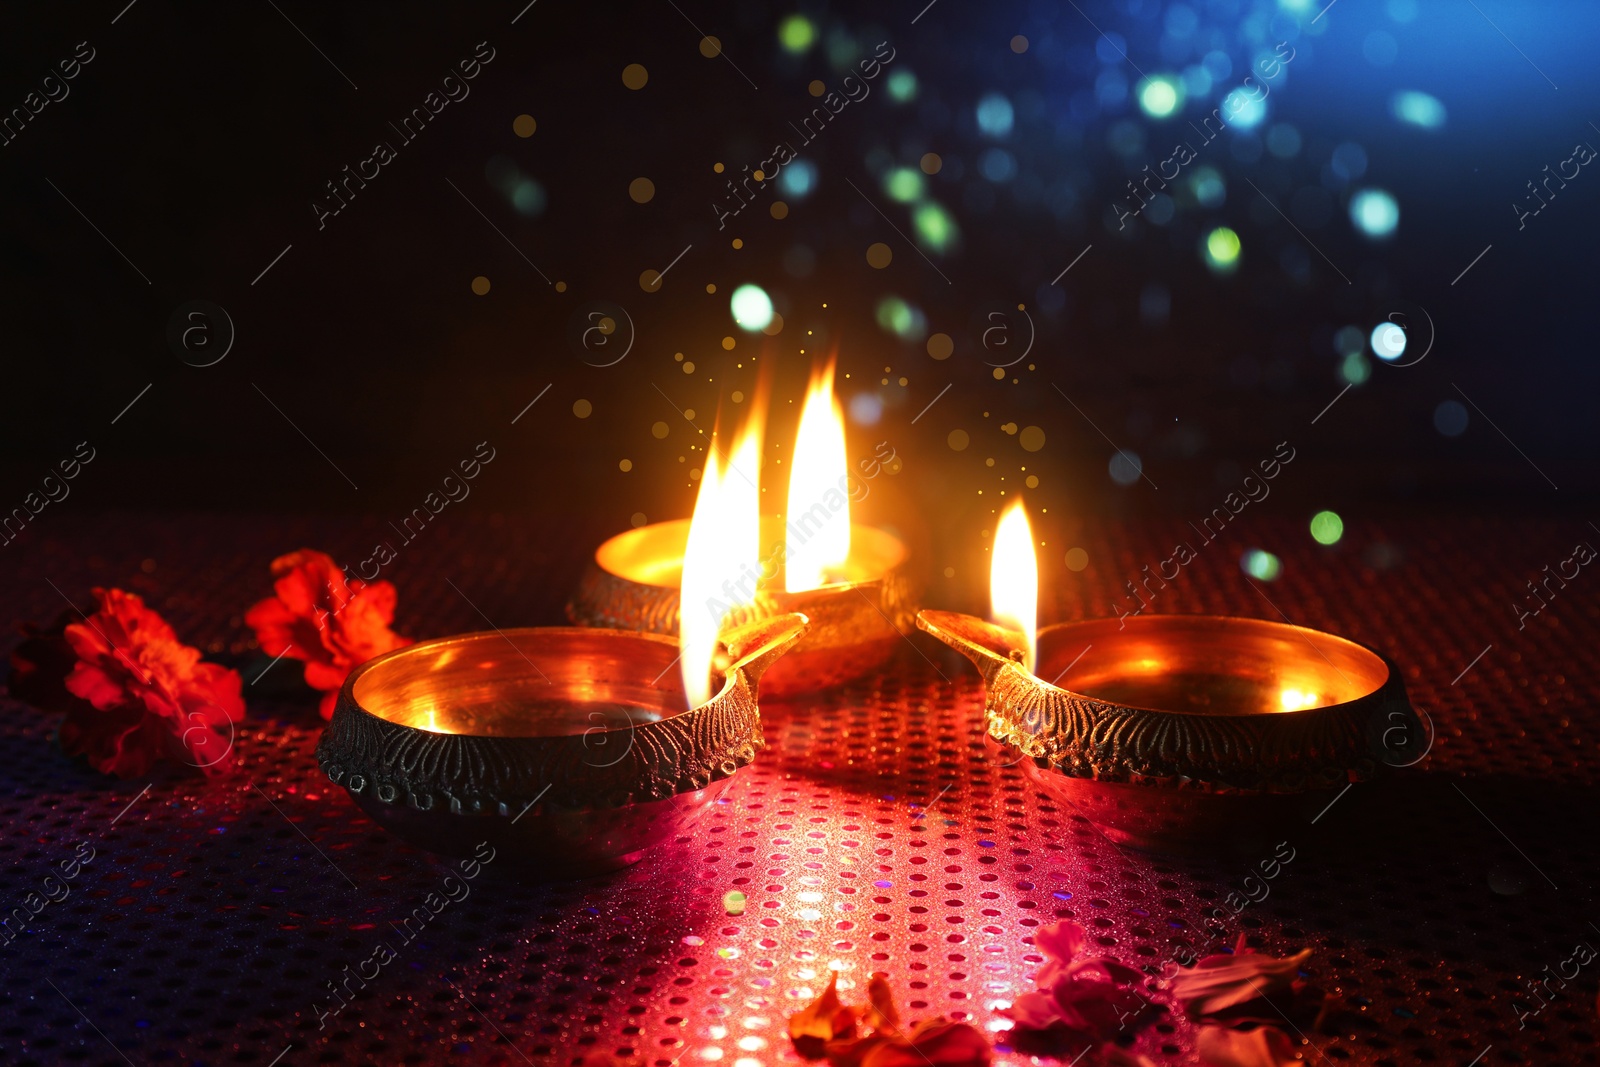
569 360 918 696
316 419 807 877
917 499 1419 853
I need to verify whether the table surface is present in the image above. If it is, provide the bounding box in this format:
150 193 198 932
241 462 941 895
2 513 1597 1067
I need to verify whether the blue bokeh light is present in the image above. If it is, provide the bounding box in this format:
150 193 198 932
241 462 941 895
1391 90 1447 129
778 159 818 199
976 93 1014 138
1351 188 1400 239
1221 88 1267 129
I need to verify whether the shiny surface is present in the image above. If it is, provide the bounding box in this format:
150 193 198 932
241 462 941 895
322 618 808 876
595 517 908 590
352 628 685 735
918 609 1410 852
4 514 1595 1064
1031 614 1390 715
574 517 917 695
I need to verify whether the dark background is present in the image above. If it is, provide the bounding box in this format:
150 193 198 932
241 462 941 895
1 0 1596 574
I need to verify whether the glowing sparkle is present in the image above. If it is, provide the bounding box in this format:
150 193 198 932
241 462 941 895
1241 549 1282 581
1204 227 1240 272
1370 322 1407 361
1138 76 1182 118
1350 188 1400 239
1310 510 1344 545
778 15 815 52
730 284 774 331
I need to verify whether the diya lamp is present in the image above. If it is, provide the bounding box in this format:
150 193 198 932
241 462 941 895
315 431 809 877
569 360 919 696
918 499 1421 853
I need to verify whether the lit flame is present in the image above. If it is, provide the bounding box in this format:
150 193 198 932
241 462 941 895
785 359 850 592
990 498 1038 674
680 417 763 708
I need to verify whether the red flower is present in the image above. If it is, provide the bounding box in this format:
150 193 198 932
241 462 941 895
245 549 412 719
1002 921 1156 1051
54 588 244 777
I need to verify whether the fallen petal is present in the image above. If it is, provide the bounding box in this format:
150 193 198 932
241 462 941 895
1197 1025 1301 1067
789 973 859 1059
860 1019 991 1067
1173 949 1313 1018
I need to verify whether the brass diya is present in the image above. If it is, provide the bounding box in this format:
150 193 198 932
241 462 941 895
917 610 1419 853
568 517 919 697
315 613 807 877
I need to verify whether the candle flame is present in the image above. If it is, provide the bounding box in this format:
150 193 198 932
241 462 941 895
680 416 763 708
785 358 850 592
991 498 1038 674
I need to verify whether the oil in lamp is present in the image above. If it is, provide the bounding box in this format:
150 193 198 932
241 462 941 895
316 410 807 877
569 359 918 696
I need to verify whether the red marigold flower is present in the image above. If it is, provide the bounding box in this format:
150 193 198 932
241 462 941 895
245 549 412 719
53 588 245 777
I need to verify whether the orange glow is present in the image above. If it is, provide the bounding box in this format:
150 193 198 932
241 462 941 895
1278 687 1321 711
785 359 851 592
680 417 763 708
991 498 1038 673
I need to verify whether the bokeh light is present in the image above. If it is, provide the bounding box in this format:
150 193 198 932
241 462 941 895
1266 123 1302 158
1221 88 1267 129
884 167 924 202
976 93 1014 137
1330 143 1368 183
1370 321 1407 360
778 159 818 199
1391 90 1446 130
886 69 917 102
1341 352 1371 385
1309 511 1344 545
1138 76 1183 118
980 148 1017 181
1241 549 1282 581
875 296 926 340
1204 227 1241 272
1192 167 1226 208
1350 188 1400 239
848 392 884 426
512 179 546 216
1108 451 1143 486
730 285 773 331
913 202 958 251
1434 400 1469 436
778 15 815 53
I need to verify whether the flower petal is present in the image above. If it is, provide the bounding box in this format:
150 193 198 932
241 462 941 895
49 588 246 777
1196 1025 1301 1067
1000 991 1062 1030
864 975 901 1034
859 1019 990 1067
1173 949 1313 1019
789 973 859 1059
